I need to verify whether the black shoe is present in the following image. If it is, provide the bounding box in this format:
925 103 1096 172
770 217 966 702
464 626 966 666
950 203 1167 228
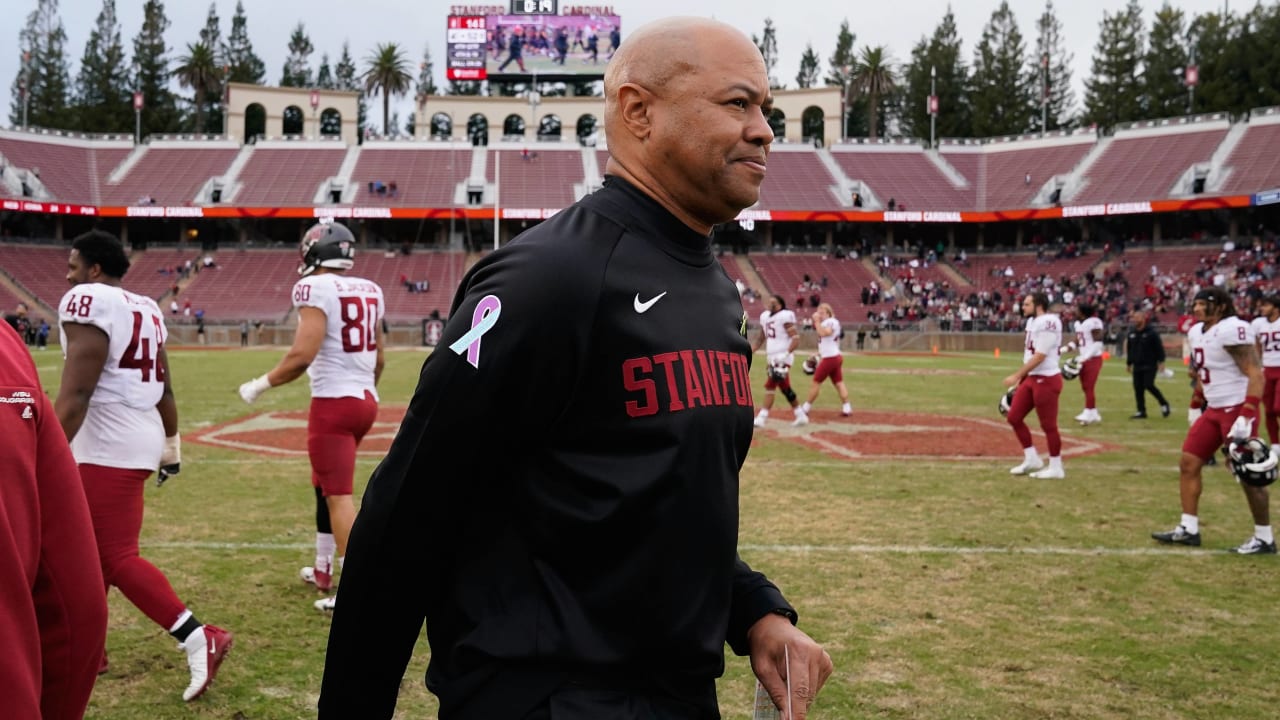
1152 525 1201 546
1130 412 1147 420
1161 404 1171 418
1231 536 1278 555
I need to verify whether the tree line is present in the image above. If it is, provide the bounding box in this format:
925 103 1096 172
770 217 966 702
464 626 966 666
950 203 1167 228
9 0 1280 142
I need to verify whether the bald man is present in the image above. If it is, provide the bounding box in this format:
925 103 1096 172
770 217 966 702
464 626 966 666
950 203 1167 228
319 17 831 720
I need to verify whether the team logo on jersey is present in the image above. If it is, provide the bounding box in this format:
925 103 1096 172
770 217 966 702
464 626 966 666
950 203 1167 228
449 294 501 368
22 405 33 419
2 390 36 419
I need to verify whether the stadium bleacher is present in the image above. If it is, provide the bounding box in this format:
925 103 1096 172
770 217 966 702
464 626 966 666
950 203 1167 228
487 149 583 208
355 250 467 323
0 133 132 204
830 147 976 211
1218 122 1280 194
233 147 346 205
350 145 470 206
99 145 240 205
1071 127 1227 204
754 149 844 210
174 250 299 322
749 253 895 323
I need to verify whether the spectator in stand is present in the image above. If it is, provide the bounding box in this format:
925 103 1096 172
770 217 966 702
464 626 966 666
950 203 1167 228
239 320 249 347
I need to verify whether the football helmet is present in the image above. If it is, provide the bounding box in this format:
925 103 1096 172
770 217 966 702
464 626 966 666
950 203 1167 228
998 387 1015 416
802 355 819 375
298 221 355 276
1228 438 1279 487
1061 356 1082 380
766 363 789 384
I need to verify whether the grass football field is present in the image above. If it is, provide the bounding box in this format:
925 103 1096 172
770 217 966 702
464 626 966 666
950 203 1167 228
33 346 1280 719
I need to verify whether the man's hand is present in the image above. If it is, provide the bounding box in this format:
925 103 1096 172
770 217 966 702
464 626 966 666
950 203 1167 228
238 374 272 404
158 434 181 486
747 612 833 720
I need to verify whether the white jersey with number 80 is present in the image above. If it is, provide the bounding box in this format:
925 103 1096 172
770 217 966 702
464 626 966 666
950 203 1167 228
293 273 384 400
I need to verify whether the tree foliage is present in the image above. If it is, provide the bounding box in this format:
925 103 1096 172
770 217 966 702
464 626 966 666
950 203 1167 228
73 0 130 133
1143 3 1189 119
753 18 781 89
174 41 219 133
823 20 867 138
1082 0 1144 128
796 43 820 89
362 42 413 136
1031 0 1076 132
131 0 178 136
9 0 72 130
851 45 897 139
281 22 314 88
970 1 1036 137
224 0 264 84
901 7 971 142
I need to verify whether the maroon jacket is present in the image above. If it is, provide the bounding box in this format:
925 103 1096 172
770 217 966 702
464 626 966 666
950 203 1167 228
0 321 107 719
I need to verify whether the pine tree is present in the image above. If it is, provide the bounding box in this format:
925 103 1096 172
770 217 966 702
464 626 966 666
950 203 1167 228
1030 0 1076 132
900 7 971 142
1082 0 1144 129
970 1 1036 137
196 3 224 134
73 0 130 133
335 41 367 139
224 0 264 84
9 0 72 130
752 18 782 89
416 43 440 99
795 43 820 89
823 20 866 138
131 0 178 135
316 54 334 89
281 22 314 87
1188 11 1231 113
1143 3 1189 119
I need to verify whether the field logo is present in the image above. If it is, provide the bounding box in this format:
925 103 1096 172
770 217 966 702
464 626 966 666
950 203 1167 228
189 406 406 456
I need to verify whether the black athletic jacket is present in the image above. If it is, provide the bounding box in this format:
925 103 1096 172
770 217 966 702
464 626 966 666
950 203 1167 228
319 177 793 719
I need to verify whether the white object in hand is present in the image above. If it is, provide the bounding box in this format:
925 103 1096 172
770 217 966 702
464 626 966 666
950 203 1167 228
238 374 272 404
1229 415 1254 441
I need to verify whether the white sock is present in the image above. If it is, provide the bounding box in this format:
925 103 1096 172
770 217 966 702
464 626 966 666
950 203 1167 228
1049 456 1063 471
1024 447 1041 463
756 409 769 419
317 532 336 570
1257 525 1274 543
337 556 344 572
841 402 852 414
1181 514 1199 534
800 402 812 414
169 609 193 634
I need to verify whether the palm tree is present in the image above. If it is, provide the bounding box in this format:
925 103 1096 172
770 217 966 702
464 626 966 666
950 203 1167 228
851 45 897 139
174 41 221 134
362 42 413 136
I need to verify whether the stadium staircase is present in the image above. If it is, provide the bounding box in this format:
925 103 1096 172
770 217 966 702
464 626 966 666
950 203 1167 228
728 254 769 301
1057 135 1113 203
1204 121 1250 193
333 145 363 203
212 144 256 203
933 261 974 289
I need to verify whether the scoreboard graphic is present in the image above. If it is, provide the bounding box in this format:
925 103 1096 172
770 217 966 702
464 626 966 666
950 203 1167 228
447 6 620 81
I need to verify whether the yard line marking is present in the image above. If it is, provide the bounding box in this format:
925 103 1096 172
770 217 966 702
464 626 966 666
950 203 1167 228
140 540 1223 558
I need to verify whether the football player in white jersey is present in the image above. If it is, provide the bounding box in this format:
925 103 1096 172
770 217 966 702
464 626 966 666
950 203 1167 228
1003 292 1065 479
238 222 385 608
54 231 232 702
1250 294 1280 444
750 294 805 427
795 303 852 425
1153 287 1274 554
1071 303 1105 425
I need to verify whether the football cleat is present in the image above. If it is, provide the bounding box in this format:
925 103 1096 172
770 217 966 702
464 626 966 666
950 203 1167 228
1151 526 1201 546
791 410 809 427
181 625 232 702
301 564 333 592
315 596 337 611
1029 467 1065 479
1009 458 1044 475
1231 536 1278 555
753 414 767 428
1073 410 1090 422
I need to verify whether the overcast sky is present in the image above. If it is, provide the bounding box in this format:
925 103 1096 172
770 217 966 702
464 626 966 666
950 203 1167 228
5 0 1235 130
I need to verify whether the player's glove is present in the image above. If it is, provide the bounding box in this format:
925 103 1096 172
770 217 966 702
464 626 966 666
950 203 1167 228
1229 415 1256 442
238 374 272 404
767 363 789 384
157 434 181 487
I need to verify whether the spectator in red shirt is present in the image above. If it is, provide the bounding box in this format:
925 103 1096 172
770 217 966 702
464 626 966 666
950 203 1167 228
0 320 108 720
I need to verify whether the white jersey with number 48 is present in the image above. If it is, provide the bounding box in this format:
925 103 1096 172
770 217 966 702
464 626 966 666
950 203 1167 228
58 282 167 470
293 273 384 400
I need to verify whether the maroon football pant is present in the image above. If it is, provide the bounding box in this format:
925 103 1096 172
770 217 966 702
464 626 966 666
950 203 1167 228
308 392 378 497
1263 367 1280 444
80 464 186 630
1007 374 1063 456
1079 356 1103 409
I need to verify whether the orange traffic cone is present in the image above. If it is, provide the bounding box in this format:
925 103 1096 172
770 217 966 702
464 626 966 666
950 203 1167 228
994 347 1001 358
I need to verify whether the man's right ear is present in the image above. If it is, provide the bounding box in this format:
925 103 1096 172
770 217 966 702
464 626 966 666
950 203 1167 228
616 84 653 140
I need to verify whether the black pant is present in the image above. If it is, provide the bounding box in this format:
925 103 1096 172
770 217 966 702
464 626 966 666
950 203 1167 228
1132 365 1167 414
521 685 714 720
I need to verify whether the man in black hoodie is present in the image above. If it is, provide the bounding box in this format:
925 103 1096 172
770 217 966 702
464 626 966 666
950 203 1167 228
1126 306 1170 419
319 16 832 720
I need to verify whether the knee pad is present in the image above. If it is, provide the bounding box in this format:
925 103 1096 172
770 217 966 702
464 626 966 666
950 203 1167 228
782 387 797 404
315 486 332 533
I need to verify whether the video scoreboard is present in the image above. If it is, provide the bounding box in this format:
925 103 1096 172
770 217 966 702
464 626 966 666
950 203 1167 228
447 3 620 82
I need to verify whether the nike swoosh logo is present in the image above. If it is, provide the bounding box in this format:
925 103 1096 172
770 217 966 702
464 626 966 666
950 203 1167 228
634 291 667 313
